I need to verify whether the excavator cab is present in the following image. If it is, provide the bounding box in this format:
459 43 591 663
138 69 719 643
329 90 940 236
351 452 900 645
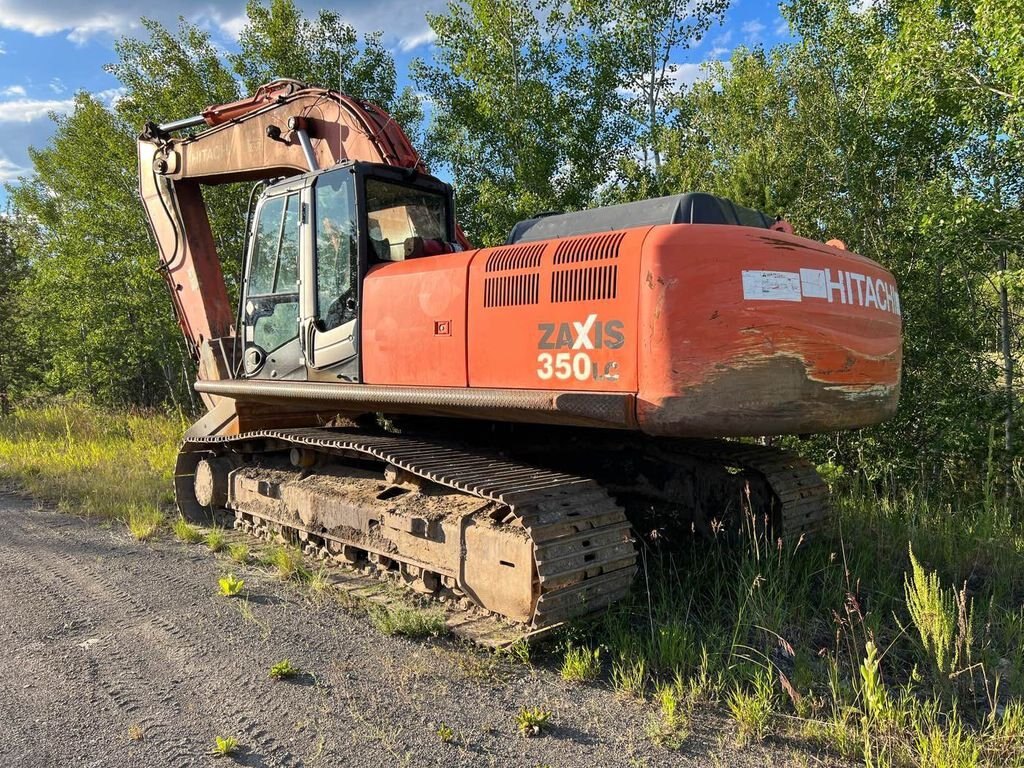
240 161 457 383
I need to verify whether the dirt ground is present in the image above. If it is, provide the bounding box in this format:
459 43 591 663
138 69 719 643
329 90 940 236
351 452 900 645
0 493 839 767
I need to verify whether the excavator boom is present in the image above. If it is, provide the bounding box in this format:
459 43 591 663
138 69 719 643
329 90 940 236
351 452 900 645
138 80 438 396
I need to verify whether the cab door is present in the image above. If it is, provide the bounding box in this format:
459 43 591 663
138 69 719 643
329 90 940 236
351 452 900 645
301 168 360 381
241 179 309 380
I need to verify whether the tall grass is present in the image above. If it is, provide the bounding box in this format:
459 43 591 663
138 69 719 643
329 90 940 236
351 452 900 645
0 402 183 529
576 469 1024 763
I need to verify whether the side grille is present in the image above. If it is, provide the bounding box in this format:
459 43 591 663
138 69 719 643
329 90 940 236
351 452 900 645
484 274 540 308
552 232 625 265
485 243 545 272
551 264 618 303
483 242 545 307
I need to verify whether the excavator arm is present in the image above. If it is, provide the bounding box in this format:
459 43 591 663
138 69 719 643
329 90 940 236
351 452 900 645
137 79 439 400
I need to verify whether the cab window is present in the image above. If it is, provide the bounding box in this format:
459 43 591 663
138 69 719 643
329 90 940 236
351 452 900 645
365 178 449 262
246 192 300 353
314 173 357 332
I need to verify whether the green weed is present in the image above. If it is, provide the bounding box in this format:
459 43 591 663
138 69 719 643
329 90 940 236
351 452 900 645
516 706 552 737
263 545 310 582
646 677 692 749
307 567 332 597
227 542 250 564
727 670 776 744
205 528 227 553
502 637 531 665
211 735 240 757
268 659 300 680
172 516 203 543
126 504 163 541
560 644 601 683
912 707 981 768
369 606 447 638
437 722 454 743
611 654 647 699
218 573 244 597
905 544 974 682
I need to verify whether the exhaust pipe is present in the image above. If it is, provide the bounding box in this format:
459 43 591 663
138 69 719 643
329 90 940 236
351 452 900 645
288 116 319 172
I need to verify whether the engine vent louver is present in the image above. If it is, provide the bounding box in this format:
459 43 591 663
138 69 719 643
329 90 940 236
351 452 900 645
550 232 623 303
483 242 545 307
485 243 545 272
551 264 618 303
552 231 625 265
484 274 540 308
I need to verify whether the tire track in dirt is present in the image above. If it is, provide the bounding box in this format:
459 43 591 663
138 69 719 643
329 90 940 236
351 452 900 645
28 511 303 767
1 511 203 766
0 492 840 768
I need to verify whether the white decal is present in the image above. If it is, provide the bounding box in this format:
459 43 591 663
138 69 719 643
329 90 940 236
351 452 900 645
742 270 802 302
743 266 901 317
799 268 828 298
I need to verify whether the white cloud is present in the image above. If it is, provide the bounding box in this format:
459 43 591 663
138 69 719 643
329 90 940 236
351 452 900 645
0 155 26 182
0 41 6 55
0 97 75 123
0 1 449 44
49 78 65 94
668 59 730 89
741 20 766 41
1 85 26 97
774 17 789 36
398 28 436 52
217 14 246 40
94 87 126 107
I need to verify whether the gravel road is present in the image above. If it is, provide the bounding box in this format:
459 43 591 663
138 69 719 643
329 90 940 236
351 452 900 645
0 493 834 767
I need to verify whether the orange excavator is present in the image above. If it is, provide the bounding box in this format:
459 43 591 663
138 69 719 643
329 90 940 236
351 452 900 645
138 79 902 636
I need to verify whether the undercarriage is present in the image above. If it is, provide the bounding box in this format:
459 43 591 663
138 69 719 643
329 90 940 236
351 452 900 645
175 424 829 640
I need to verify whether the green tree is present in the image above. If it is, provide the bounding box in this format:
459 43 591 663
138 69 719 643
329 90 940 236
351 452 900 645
413 0 624 245
578 0 729 196
9 95 189 406
0 214 30 412
873 0 1024 460
230 0 421 133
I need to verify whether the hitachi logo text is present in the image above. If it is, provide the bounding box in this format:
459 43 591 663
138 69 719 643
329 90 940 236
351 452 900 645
815 269 900 315
742 268 901 317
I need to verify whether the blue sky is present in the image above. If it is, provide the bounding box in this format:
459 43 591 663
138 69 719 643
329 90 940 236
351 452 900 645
0 0 792 206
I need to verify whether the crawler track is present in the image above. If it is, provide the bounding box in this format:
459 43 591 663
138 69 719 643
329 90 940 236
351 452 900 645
177 428 829 641
179 428 638 631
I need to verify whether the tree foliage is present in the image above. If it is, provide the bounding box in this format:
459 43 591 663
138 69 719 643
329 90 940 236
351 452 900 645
230 0 421 133
413 0 625 245
2 0 1021 490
